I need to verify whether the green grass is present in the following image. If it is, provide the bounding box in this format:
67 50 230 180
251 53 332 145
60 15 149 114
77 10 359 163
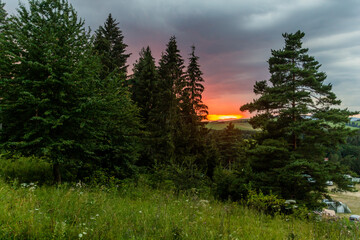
0 179 359 239
206 120 258 131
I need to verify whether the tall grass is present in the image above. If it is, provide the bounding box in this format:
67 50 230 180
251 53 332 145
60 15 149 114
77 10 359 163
0 178 359 239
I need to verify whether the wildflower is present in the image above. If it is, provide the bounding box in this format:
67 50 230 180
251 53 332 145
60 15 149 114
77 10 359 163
139 211 142 214
78 233 83 238
96 214 99 217
83 232 87 235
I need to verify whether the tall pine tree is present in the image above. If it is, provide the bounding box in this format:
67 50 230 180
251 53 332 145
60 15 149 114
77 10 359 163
156 36 186 162
0 0 142 183
131 46 159 123
94 14 130 79
0 0 100 183
130 46 160 167
241 31 357 204
0 0 8 78
185 45 208 122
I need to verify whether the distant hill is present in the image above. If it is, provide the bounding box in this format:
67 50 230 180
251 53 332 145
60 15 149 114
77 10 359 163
206 117 360 130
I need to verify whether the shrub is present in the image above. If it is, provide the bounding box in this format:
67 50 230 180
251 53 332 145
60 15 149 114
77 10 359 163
212 166 250 201
0 154 52 184
151 157 211 195
247 189 285 216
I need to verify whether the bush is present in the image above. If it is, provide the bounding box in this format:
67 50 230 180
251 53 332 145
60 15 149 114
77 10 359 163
247 189 285 216
151 157 211 195
0 154 52 184
212 167 250 201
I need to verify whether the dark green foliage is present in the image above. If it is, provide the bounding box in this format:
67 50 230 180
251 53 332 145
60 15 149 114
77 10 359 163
216 122 246 169
0 0 141 183
0 0 9 80
129 47 160 168
0 0 100 183
247 189 285 216
94 13 130 79
0 1 6 26
241 31 357 204
152 157 211 193
154 36 186 162
0 154 52 184
131 46 158 123
185 45 208 121
329 131 360 175
213 167 250 201
80 76 142 180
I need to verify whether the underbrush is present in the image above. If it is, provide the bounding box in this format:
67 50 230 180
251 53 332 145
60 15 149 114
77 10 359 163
0 178 359 239
0 154 53 184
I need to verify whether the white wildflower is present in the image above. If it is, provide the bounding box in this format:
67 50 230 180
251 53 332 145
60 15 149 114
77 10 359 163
78 233 83 238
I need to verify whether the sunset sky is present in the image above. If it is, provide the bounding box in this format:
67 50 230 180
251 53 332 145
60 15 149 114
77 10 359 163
3 0 360 118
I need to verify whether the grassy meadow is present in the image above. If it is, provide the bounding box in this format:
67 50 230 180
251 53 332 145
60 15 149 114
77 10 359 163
0 178 360 239
206 119 258 131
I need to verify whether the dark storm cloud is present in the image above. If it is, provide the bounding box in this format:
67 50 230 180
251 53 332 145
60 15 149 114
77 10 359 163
3 0 360 113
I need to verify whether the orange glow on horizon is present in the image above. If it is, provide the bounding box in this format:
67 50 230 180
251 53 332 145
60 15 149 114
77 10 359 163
207 114 244 121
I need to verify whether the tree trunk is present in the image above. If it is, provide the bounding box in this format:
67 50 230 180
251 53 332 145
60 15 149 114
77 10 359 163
53 163 61 184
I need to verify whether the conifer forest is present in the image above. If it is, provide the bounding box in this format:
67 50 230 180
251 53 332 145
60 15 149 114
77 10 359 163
1 0 360 239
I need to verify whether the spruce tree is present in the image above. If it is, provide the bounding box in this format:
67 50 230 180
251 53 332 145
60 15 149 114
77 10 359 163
174 45 211 169
0 0 99 183
185 45 208 121
94 14 130 79
240 31 357 204
130 46 159 167
131 46 159 122
156 36 186 162
0 0 8 77
0 1 6 26
0 0 141 183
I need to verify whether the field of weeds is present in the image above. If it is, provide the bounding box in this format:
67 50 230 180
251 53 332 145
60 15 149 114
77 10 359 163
0 178 359 239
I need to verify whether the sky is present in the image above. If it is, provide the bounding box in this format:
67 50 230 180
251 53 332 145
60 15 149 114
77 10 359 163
3 0 360 118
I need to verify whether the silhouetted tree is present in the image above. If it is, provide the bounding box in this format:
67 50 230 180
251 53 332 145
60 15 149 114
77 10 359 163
185 45 208 121
155 36 186 162
94 14 130 79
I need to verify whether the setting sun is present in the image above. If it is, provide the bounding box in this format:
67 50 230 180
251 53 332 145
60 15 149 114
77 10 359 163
207 114 243 121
